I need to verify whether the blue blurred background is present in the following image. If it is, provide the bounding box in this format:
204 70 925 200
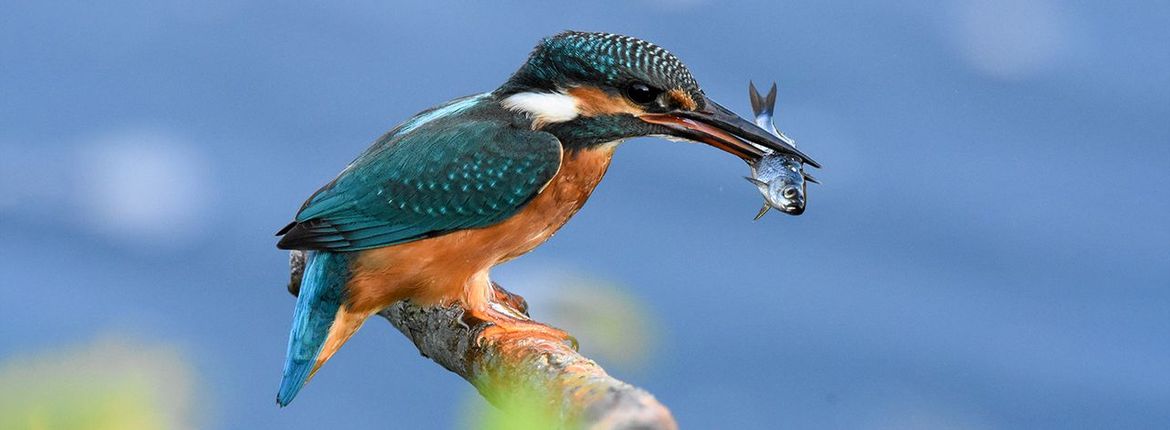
2 1 1168 428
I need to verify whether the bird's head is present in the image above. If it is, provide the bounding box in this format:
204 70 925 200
496 31 818 168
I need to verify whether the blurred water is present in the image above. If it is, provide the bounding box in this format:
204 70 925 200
1 1 1167 428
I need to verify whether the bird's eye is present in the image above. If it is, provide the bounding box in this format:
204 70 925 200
624 82 660 105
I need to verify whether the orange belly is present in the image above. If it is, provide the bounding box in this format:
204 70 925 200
344 146 615 314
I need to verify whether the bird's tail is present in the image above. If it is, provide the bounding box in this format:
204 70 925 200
277 251 367 407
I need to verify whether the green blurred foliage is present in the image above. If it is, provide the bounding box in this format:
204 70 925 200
0 336 201 430
459 386 559 430
533 273 661 371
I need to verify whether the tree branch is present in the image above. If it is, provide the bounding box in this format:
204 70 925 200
288 251 676 429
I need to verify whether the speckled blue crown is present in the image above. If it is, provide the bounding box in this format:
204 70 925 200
506 31 702 96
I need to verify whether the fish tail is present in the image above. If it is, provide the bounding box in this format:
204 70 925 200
749 82 779 133
763 82 777 117
748 81 778 117
749 81 765 117
277 251 360 407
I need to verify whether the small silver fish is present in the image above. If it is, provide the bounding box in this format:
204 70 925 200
746 82 818 220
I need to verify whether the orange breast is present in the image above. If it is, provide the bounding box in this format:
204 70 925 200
345 146 616 313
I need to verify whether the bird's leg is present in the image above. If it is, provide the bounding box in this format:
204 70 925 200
490 281 529 317
465 278 577 350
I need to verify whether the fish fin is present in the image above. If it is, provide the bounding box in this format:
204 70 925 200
744 176 768 187
803 172 820 184
754 203 771 220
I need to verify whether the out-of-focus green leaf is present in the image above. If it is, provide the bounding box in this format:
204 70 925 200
0 336 200 430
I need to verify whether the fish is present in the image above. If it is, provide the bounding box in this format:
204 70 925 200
746 82 818 220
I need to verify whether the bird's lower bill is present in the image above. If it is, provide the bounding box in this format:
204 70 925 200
640 114 763 161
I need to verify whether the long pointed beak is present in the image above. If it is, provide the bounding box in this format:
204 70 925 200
640 97 820 168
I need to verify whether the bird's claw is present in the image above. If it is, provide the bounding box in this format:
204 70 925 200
455 307 472 331
563 333 579 351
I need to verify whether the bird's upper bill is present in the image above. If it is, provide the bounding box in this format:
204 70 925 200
639 98 819 168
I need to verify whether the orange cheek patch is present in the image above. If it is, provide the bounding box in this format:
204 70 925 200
668 89 697 111
568 86 644 117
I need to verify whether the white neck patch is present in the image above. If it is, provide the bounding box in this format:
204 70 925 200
501 91 579 129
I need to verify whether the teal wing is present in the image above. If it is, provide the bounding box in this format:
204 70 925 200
277 120 563 251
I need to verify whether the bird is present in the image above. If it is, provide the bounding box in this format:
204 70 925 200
274 30 819 406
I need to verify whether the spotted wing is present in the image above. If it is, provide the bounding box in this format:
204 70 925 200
276 121 562 251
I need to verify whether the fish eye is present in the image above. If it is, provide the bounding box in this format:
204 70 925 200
624 82 661 105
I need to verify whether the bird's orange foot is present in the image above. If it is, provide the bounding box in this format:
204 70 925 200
471 301 578 351
480 319 579 351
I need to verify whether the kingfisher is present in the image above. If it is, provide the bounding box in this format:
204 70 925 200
274 30 819 406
